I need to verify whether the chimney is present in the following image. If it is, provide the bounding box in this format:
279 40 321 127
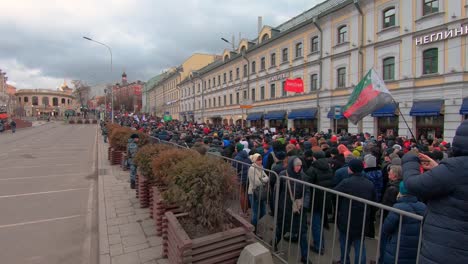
258 16 263 35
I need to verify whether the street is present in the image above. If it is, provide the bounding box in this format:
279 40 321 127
0 123 98 264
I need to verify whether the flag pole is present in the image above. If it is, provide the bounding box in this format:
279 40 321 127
392 98 416 140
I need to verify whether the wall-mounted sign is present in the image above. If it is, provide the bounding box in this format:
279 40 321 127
415 26 468 45
269 73 289 82
284 78 304 93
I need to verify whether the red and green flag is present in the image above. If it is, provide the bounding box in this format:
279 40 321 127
343 68 393 124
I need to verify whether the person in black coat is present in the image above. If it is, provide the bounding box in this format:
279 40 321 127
334 159 375 264
402 120 468 264
233 143 252 215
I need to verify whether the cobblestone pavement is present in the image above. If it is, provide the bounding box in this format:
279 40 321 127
98 138 168 264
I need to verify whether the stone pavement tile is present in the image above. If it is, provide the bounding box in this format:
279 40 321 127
108 216 129 226
100 254 111 264
143 226 157 236
114 201 132 208
138 246 163 263
122 234 147 247
119 223 144 237
141 219 154 228
109 234 122 245
111 252 140 264
108 226 120 235
147 236 163 247
124 243 149 254
118 212 136 217
127 213 149 222
156 259 169 264
110 243 123 256
134 208 149 215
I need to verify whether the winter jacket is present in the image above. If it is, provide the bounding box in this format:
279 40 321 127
383 195 426 264
334 173 375 239
233 150 251 186
363 167 384 202
402 153 468 264
334 164 349 186
381 180 401 219
247 163 269 195
277 157 306 212
304 158 334 212
353 145 364 158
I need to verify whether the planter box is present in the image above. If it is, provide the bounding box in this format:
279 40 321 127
111 149 124 165
163 209 254 264
108 147 112 161
135 174 139 198
137 173 150 208
153 185 181 236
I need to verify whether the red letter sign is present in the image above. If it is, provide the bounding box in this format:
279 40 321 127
284 78 304 93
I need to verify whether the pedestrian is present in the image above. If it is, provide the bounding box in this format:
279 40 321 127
127 134 139 189
0 121 4 133
334 159 375 264
233 143 251 215
102 124 108 143
247 153 269 235
402 120 468 264
363 154 383 238
382 182 426 264
9 120 16 133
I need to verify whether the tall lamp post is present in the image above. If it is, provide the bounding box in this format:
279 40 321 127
83 36 114 123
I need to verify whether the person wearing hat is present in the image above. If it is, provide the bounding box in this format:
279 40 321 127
363 154 383 238
127 133 140 189
247 153 269 235
334 159 374 264
402 120 468 264
382 182 426 264
233 142 252 215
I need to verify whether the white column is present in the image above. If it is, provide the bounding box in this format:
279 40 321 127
362 115 375 136
348 120 358 134
397 104 413 139
287 119 294 130
444 99 462 143
265 119 270 128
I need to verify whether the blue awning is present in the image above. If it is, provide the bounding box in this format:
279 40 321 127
288 108 318 120
460 98 468 115
327 106 344 119
264 110 286 120
246 112 263 121
410 100 444 116
372 103 397 117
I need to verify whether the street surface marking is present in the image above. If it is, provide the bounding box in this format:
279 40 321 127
0 172 89 181
0 215 82 229
0 188 88 199
0 164 74 170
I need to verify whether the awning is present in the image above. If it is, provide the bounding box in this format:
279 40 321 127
264 110 286 120
246 112 263 121
372 103 397 117
288 108 318 120
327 107 344 119
460 98 468 115
410 100 444 116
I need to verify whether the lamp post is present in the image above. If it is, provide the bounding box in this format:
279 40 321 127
83 36 114 123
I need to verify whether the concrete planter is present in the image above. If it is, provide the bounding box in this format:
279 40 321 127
163 209 254 264
137 172 150 208
111 149 124 165
152 185 181 236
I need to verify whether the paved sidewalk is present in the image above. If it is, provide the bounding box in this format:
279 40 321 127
98 139 168 264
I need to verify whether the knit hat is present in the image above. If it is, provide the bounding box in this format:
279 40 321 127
290 139 298 145
304 150 313 158
303 141 312 150
393 144 402 151
275 151 286 161
385 148 394 157
399 181 408 195
330 147 339 156
130 133 139 139
391 157 402 165
250 153 262 163
348 159 364 173
293 158 303 166
313 150 326 160
236 143 244 151
364 154 377 168
452 120 468 157
330 135 338 142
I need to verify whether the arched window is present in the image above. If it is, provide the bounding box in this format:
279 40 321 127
383 57 395 80
52 97 59 106
42 97 49 106
32 96 39 106
224 54 229 61
240 46 247 54
338 25 348 44
61 98 66 104
24 97 29 103
261 34 269 42
423 48 438 74
383 8 396 28
67 99 71 105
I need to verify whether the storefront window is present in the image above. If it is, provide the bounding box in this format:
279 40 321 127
416 115 444 140
269 119 286 129
377 116 399 137
332 118 348 134
250 120 264 128
293 119 317 134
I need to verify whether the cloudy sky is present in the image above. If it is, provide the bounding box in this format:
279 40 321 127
1 0 324 89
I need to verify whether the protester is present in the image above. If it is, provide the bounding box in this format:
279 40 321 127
247 153 269 235
127 133 139 189
233 143 251 215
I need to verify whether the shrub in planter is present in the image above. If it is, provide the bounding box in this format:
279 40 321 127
77 119 83 124
69 120 75 124
109 127 133 151
92 119 98 124
84 119 90 124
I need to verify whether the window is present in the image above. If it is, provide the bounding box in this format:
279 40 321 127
209 99 211 108
224 95 226 105
337 68 346 88
243 65 248 77
295 42 303 58
213 97 216 107
24 97 29 103
383 57 395 80
218 75 221 86
224 54 229 61
236 92 240 104
310 74 318 91
223 73 226 84
270 83 276 98
338 25 348 44
251 88 256 101
260 86 265 100
423 0 439 16
261 34 269 42
282 48 288 62
208 79 211 88
236 68 240 79
229 70 233 81
251 61 256 74
260 57 266 71
198 101 201 109
271 53 276 67
243 90 247 100
42 97 49 106
61 98 65 104
198 83 200 92
218 96 221 106
240 46 247 54
282 81 287 96
230 94 233 105
423 48 438 74
383 8 396 28
311 37 319 52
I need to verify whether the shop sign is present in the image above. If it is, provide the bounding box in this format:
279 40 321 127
284 78 304 93
416 26 468 45
269 73 289 82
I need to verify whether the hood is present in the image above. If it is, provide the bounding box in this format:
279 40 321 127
287 156 302 178
312 158 330 171
453 120 468 157
237 150 249 159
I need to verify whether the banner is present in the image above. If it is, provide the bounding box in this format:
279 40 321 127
284 78 304 93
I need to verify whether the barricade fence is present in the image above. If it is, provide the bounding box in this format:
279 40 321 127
147 137 424 264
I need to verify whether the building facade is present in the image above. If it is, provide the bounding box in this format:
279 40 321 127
112 72 144 113
177 0 468 142
15 82 75 117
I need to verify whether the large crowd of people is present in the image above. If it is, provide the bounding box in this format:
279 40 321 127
102 113 468 264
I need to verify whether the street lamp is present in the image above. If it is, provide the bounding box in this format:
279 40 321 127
83 36 114 123
221 37 235 51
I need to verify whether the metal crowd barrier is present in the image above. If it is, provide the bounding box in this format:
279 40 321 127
145 137 424 264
